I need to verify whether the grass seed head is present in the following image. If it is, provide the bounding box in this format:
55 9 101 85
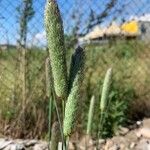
63 46 85 137
44 0 68 99
100 68 112 112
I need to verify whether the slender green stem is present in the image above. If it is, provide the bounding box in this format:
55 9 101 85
48 95 53 150
62 100 65 121
66 136 70 150
98 112 105 138
96 112 105 150
53 92 66 150
62 100 66 150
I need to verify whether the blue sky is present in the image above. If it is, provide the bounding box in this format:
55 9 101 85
0 0 150 46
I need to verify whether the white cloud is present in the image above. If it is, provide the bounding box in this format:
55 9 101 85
34 31 46 40
129 14 150 22
32 31 47 47
138 14 150 22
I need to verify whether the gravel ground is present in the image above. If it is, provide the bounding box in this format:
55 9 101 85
0 118 150 150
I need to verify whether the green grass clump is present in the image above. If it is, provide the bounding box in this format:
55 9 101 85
44 0 85 148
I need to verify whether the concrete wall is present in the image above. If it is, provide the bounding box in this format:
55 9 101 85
139 21 150 41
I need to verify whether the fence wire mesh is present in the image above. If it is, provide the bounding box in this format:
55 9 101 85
0 0 150 138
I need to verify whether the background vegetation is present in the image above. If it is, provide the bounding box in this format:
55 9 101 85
0 39 149 139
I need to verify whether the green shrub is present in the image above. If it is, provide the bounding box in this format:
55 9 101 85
99 83 135 138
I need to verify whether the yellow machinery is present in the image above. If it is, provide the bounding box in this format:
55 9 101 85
121 20 139 36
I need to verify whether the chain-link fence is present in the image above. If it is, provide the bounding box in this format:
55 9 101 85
0 0 150 138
